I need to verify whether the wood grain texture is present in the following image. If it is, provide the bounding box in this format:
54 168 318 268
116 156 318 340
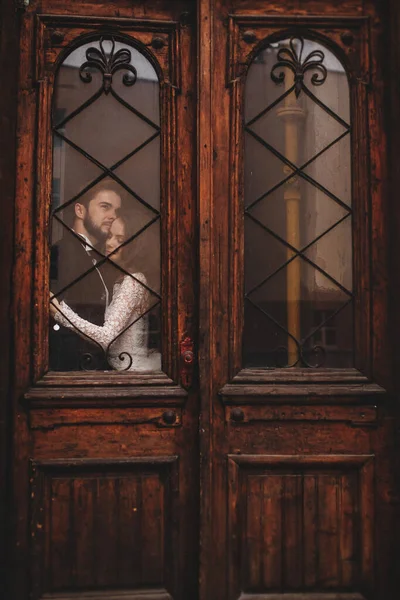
228 454 374 597
237 594 366 600
231 369 374 383
203 1 394 599
225 404 377 424
0 2 20 598
233 0 363 15
220 383 385 400
197 2 215 600
2 1 400 600
29 407 183 429
11 10 38 598
40 591 173 599
30 457 178 597
10 4 198 600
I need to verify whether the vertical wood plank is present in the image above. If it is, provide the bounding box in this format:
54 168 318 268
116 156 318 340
228 458 240 600
94 477 118 587
49 478 72 591
33 73 52 380
198 1 214 600
262 475 282 590
339 473 357 587
360 459 374 594
245 475 263 590
0 0 19 594
10 11 36 600
117 475 141 587
303 474 318 588
351 32 372 377
141 474 164 585
317 475 340 588
282 475 302 589
366 0 390 386
73 477 94 588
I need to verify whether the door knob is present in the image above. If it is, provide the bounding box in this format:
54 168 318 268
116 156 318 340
231 408 245 423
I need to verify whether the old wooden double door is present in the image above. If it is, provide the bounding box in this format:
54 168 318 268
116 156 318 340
3 0 400 598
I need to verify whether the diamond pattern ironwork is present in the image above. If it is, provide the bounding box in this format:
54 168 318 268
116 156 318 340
50 36 162 370
244 36 354 368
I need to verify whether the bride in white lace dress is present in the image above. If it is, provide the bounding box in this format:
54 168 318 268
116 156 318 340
50 216 161 372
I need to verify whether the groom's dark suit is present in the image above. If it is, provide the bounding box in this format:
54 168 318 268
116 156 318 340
49 231 112 371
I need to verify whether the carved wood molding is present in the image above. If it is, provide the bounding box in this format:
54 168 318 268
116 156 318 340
220 367 386 402
40 590 173 599
237 594 366 600
24 384 187 408
25 372 189 406
29 407 183 430
227 14 369 86
226 404 377 426
35 13 181 87
220 382 385 403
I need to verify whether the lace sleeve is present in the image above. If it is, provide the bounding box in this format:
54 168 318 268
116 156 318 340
53 273 147 350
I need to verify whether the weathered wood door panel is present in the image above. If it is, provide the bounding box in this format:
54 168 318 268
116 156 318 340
11 2 198 600
198 1 397 600
2 0 399 599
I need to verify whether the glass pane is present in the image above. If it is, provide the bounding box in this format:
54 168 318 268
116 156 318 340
243 36 353 368
244 133 287 208
303 218 353 290
248 91 348 167
50 36 161 372
302 134 351 206
244 218 287 293
114 137 161 211
61 93 156 168
249 179 350 249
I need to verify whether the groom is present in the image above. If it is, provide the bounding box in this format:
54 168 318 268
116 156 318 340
50 180 122 370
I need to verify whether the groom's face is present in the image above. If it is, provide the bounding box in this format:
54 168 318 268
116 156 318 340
84 190 122 241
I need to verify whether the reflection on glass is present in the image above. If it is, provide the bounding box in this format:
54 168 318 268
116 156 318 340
243 37 353 368
49 37 161 372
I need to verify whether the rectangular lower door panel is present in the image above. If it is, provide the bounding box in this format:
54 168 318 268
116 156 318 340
228 455 374 600
30 458 179 600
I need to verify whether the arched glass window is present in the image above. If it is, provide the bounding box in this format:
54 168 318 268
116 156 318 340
243 37 353 368
49 37 162 372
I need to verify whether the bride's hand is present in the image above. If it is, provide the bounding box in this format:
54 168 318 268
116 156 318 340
50 292 61 318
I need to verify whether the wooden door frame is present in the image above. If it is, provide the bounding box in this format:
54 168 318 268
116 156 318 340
1 0 400 597
0 3 21 598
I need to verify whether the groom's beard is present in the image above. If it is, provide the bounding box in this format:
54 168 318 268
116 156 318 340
83 214 109 245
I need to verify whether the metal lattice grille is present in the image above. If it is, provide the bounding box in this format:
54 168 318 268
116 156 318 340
50 36 162 371
243 37 354 368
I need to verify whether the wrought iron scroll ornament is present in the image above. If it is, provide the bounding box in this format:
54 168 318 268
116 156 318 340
272 344 326 369
79 351 133 372
79 36 137 94
270 37 327 98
